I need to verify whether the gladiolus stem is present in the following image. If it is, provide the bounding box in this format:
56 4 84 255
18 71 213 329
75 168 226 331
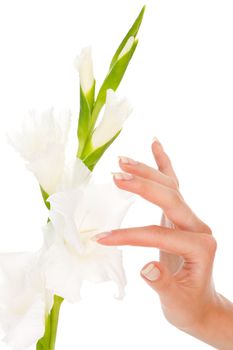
37 187 64 350
49 296 63 350
36 296 63 350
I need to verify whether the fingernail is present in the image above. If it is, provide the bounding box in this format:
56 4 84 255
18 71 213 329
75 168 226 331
111 172 134 180
141 263 160 281
152 136 160 144
118 156 139 165
91 231 112 241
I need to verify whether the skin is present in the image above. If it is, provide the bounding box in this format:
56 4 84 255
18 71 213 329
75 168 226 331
93 139 233 350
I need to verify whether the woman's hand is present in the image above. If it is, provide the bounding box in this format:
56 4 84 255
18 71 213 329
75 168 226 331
92 138 233 349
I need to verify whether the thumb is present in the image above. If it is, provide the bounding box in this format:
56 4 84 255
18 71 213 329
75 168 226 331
140 261 174 295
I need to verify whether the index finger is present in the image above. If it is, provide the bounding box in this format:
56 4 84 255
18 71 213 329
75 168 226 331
93 225 216 262
152 138 179 188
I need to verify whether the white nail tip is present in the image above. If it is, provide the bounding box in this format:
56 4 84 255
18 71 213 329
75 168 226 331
118 156 138 165
141 263 160 281
152 136 160 143
118 156 129 164
112 172 134 180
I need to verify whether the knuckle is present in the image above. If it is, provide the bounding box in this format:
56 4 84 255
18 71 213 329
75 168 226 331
133 178 145 193
168 177 179 190
169 189 182 206
203 223 213 235
199 234 217 257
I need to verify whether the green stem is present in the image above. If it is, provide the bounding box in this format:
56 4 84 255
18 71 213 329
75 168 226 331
49 296 63 350
38 188 63 350
36 296 63 350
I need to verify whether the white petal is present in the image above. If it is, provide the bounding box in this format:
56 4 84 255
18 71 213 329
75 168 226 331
27 143 65 195
74 47 94 93
83 244 127 300
48 182 134 254
57 158 92 191
91 89 132 148
44 243 82 303
0 253 51 350
44 242 126 303
0 252 34 304
1 296 45 350
8 108 71 195
48 189 85 253
80 183 134 234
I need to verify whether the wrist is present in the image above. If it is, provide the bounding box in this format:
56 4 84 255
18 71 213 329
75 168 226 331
184 292 233 349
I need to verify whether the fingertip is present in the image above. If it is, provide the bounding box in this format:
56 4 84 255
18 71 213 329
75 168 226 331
141 262 161 282
111 172 134 181
152 136 160 143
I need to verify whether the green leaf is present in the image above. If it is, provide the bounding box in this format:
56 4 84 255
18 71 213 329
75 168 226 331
90 39 138 129
110 5 146 69
77 83 95 157
40 186 50 210
83 130 121 171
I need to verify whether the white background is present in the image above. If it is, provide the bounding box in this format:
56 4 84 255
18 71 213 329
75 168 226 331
0 0 233 349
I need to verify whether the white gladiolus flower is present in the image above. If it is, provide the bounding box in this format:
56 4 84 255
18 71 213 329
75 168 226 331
43 158 133 303
91 89 132 149
118 36 135 60
74 47 94 94
8 108 71 195
0 252 53 350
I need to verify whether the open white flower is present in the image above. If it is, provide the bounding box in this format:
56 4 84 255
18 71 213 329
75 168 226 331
8 108 71 195
91 89 132 149
74 47 94 94
0 252 53 350
43 158 133 303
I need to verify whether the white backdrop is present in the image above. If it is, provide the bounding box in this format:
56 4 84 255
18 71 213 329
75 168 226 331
0 0 233 349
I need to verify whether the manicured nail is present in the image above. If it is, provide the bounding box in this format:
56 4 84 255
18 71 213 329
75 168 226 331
111 172 134 180
152 136 160 144
141 263 160 281
118 156 139 165
91 231 112 241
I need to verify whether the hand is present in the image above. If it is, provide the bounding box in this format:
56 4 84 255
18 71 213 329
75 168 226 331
93 138 233 349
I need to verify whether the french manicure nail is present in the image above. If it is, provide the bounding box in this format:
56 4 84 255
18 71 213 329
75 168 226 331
152 136 160 144
141 263 160 281
91 231 112 241
118 156 139 165
111 172 134 180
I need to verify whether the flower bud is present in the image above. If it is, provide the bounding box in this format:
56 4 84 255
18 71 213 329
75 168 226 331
118 36 135 60
91 89 132 149
74 47 94 94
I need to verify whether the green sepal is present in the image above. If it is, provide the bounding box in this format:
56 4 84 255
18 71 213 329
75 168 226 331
77 82 95 157
36 296 63 350
40 186 50 210
90 39 138 129
110 5 146 69
83 130 121 171
86 80 95 111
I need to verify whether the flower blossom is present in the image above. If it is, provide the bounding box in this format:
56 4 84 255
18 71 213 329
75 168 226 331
43 158 133 303
8 107 71 195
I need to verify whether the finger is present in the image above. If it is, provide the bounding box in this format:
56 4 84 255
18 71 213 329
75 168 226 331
140 261 175 295
111 172 210 232
118 156 178 190
151 139 179 188
92 225 211 260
